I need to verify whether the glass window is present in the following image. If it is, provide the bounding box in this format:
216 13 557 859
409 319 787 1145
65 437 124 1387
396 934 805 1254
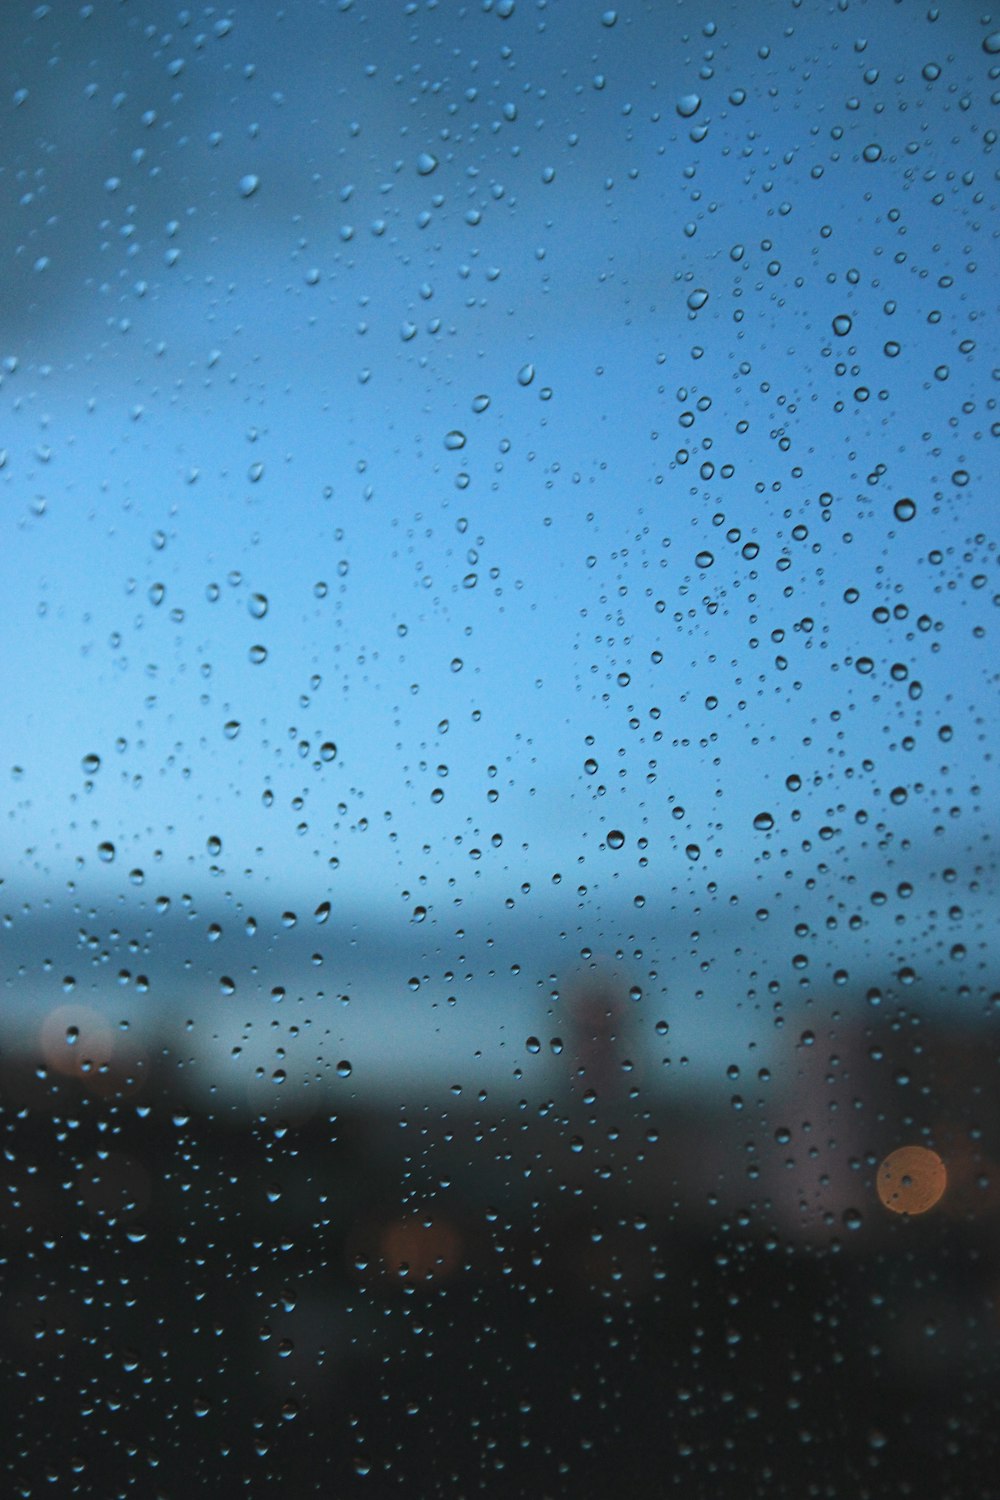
3 3 997 1494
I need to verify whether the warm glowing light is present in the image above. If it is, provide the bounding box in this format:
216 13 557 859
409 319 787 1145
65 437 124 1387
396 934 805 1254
378 1217 462 1282
876 1145 947 1216
40 1005 115 1078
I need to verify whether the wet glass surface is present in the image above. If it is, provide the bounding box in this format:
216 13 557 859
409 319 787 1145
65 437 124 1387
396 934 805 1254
2 3 998 1494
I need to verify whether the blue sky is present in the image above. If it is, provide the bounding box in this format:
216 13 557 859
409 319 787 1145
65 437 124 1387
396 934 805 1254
2 0 996 1093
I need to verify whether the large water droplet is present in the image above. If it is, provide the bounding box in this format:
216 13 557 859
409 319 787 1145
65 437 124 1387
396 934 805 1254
676 92 701 118
239 174 260 198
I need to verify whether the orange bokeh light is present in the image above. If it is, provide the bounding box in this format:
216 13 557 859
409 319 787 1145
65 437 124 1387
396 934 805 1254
876 1145 947 1216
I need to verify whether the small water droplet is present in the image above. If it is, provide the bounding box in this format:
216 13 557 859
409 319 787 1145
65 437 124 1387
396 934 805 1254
416 151 438 176
686 287 709 311
893 497 916 522
832 314 852 336
676 92 701 118
607 829 625 850
753 812 774 832
444 430 466 450
517 363 535 387
98 841 115 863
336 1059 352 1078
248 592 268 619
239 173 260 198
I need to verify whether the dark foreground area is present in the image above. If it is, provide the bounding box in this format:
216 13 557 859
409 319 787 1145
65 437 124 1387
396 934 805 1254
2 1020 999 1500
0 1020 995 1500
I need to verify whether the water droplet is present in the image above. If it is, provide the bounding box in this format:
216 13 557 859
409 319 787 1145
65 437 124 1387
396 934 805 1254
239 173 260 198
832 314 852 336
601 9 617 25
224 721 241 739
82 753 101 775
893 497 916 523
676 92 701 118
98 841 115 863
517 363 535 386
315 901 331 923
248 592 268 619
444 430 466 450
526 1036 541 1054
472 394 491 413
695 550 714 569
685 843 701 861
862 143 882 163
753 812 774 832
320 742 337 762
686 288 709 311
416 151 438 176
207 835 222 856
220 976 236 996
336 1059 352 1078
249 644 268 664
607 829 626 850
983 30 1000 54
855 657 874 675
